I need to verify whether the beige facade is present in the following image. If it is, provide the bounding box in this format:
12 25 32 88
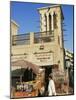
11 5 65 74
11 20 19 35
65 49 73 68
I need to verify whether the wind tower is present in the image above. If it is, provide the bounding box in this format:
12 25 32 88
38 5 65 72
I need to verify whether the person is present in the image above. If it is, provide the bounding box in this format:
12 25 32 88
48 74 56 96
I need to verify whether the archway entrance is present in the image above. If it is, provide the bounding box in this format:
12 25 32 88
41 66 52 91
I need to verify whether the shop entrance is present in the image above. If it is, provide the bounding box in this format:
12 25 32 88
41 66 52 91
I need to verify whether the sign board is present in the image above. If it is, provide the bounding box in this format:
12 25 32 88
16 82 34 92
12 51 54 66
32 51 53 66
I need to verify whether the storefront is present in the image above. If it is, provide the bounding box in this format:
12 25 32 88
11 60 45 98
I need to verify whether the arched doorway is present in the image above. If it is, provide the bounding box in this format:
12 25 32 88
41 65 52 91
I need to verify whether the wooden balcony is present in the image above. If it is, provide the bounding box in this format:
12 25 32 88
12 31 54 46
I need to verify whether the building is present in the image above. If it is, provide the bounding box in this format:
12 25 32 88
11 5 66 96
65 49 73 69
65 49 74 90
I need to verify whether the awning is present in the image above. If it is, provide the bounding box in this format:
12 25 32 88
11 60 40 74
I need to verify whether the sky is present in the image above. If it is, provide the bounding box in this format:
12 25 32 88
11 1 74 52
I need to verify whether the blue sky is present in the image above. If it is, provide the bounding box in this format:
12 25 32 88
11 2 74 52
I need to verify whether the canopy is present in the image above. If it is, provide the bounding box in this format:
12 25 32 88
11 60 40 74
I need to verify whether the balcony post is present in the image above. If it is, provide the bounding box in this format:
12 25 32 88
12 35 16 45
30 32 34 45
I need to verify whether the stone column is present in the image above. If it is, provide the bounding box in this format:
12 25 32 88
40 14 46 32
44 14 47 32
40 15 42 32
51 12 54 31
46 13 50 32
40 14 44 32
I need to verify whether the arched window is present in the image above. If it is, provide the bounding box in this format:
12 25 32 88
49 14 51 32
53 12 57 29
58 35 60 45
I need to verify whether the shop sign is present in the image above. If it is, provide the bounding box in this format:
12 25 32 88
16 82 33 92
33 51 53 65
